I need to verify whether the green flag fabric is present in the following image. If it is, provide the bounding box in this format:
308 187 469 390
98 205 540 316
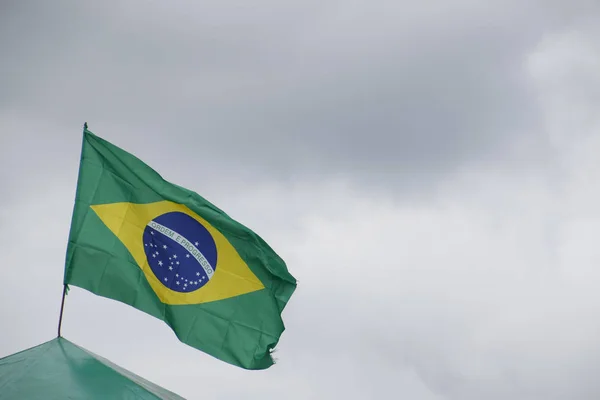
0 337 184 400
63 127 297 370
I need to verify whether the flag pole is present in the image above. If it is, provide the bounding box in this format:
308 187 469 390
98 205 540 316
57 284 68 337
57 122 87 338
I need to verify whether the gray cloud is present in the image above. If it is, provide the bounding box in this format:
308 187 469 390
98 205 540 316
2 1 600 399
2 0 596 189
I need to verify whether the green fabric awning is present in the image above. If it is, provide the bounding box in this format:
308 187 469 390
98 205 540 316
0 337 184 399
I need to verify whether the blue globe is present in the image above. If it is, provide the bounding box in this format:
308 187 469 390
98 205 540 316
142 212 217 293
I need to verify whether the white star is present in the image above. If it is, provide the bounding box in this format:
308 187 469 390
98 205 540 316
169 266 173 271
145 244 147 246
163 245 167 249
149 243 153 247
194 241 199 246
196 272 200 276
176 281 180 285
186 254 190 258
152 254 156 258
164 277 168 282
173 254 177 259
176 261 179 265
158 261 163 266
151 231 154 235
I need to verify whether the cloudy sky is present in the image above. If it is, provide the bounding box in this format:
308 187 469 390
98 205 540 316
2 0 600 398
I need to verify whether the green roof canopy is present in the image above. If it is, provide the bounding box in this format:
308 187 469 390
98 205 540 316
0 337 185 400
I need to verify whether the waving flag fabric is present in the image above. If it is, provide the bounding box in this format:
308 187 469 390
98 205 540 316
63 127 297 370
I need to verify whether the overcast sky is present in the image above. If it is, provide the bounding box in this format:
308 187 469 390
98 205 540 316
2 0 600 399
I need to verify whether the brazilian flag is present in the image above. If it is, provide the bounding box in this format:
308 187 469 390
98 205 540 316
63 126 297 370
